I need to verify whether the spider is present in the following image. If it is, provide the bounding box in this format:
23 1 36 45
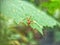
27 16 33 25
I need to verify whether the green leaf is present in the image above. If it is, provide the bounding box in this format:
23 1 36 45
1 0 59 34
51 0 60 2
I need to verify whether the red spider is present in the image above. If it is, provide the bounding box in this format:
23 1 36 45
27 16 32 25
27 19 31 25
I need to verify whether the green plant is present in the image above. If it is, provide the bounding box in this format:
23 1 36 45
0 0 60 45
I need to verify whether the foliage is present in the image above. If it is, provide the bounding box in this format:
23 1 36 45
40 1 60 14
0 0 60 45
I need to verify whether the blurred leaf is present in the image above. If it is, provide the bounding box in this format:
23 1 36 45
0 15 10 45
1 0 60 34
51 0 60 2
53 9 60 21
27 31 34 40
40 1 60 15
